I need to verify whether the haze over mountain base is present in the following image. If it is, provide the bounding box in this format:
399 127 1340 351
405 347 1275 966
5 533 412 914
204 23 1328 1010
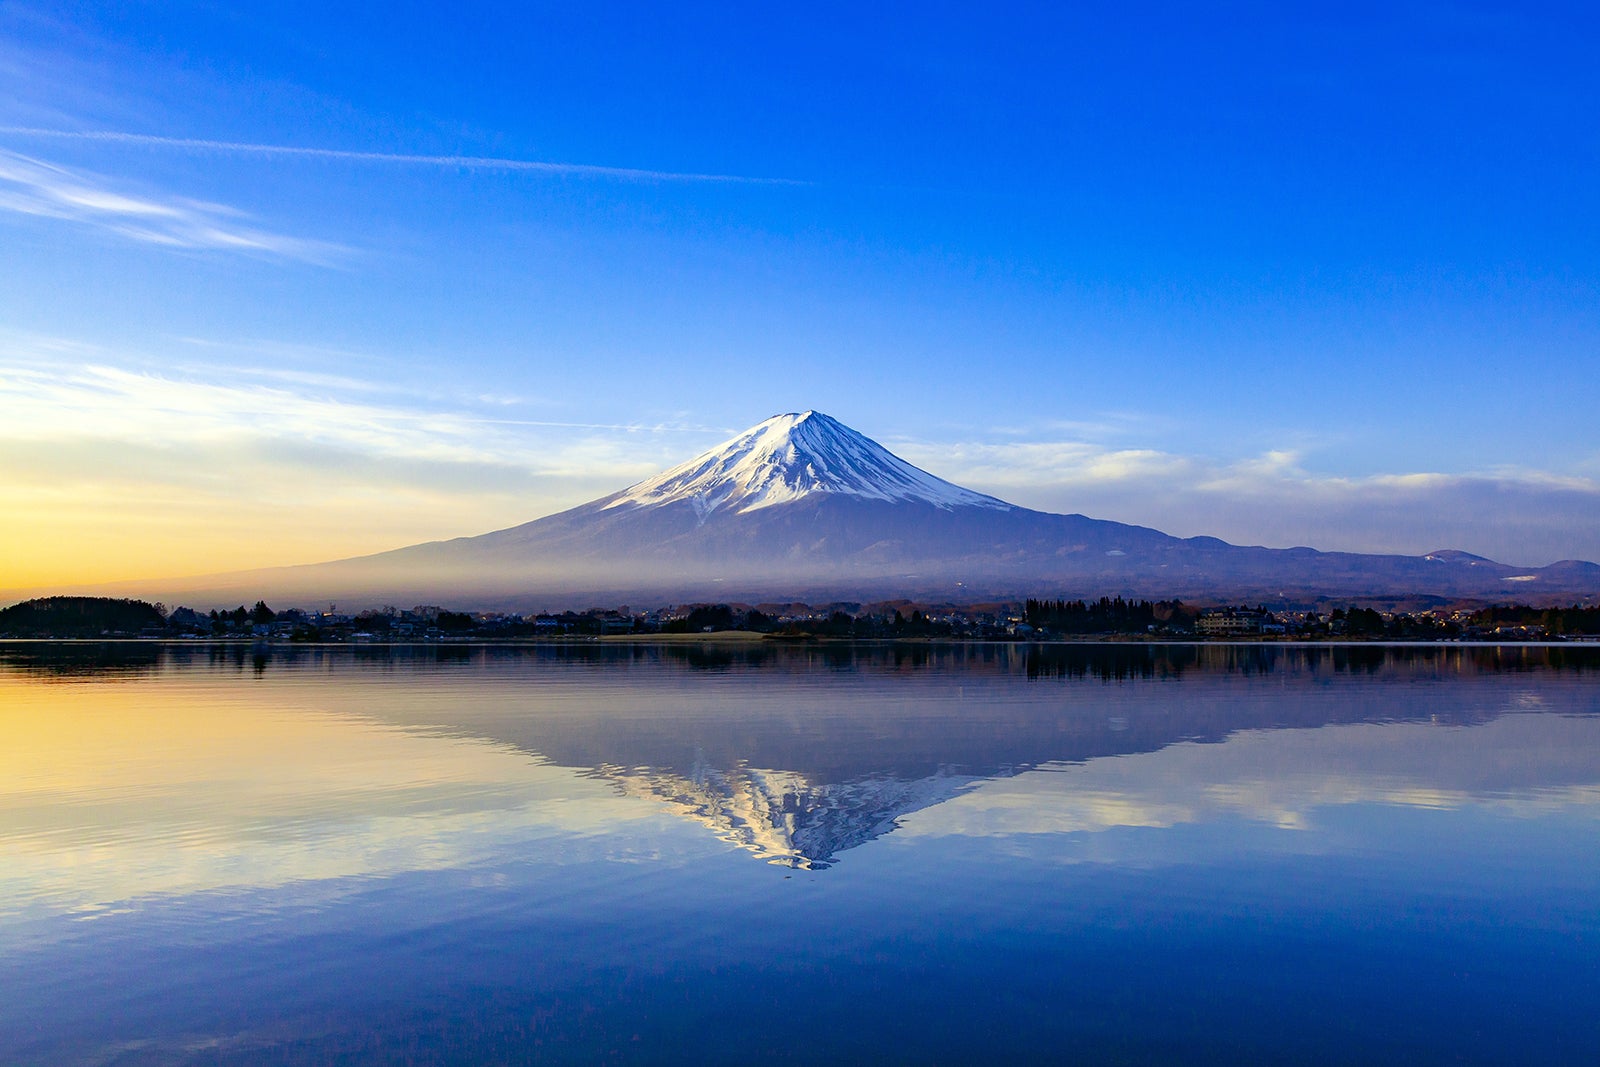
68 412 1600 610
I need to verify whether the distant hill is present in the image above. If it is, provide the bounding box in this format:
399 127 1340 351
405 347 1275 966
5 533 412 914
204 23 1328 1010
0 596 166 638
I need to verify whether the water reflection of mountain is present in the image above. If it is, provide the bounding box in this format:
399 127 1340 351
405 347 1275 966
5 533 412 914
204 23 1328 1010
384 644 1598 777
596 760 982 868
336 642 1596 868
9 641 1600 868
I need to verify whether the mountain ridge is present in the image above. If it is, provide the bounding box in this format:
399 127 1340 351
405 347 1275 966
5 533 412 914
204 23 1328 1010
45 410 1600 609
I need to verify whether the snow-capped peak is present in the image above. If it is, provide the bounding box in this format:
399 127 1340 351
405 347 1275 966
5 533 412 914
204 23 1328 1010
604 410 1013 518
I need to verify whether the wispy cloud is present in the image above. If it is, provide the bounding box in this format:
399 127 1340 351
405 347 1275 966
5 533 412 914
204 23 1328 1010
0 126 807 185
0 149 342 260
0 341 741 508
0 345 724 586
0 357 639 474
896 436 1600 566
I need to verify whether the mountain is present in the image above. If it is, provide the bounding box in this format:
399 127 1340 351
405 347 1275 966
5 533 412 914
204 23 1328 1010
138 410 1600 607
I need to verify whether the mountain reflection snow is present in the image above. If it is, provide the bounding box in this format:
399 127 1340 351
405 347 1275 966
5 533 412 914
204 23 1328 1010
1 641 1597 1065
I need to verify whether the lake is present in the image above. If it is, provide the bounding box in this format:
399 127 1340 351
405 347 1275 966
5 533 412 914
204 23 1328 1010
2 641 1598 1065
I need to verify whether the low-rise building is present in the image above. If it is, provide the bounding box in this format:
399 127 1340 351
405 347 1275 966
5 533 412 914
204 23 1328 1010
1197 609 1276 636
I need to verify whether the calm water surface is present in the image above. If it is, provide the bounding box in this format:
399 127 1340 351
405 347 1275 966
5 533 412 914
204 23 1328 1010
2 642 1598 1065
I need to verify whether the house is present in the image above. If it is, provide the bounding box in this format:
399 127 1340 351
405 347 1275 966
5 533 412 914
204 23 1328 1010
1197 609 1276 636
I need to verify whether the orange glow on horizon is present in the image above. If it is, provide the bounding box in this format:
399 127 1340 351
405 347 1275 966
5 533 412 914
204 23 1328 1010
0 490 524 596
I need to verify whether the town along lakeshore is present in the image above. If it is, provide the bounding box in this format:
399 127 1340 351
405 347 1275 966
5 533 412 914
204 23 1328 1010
7 594 1600 643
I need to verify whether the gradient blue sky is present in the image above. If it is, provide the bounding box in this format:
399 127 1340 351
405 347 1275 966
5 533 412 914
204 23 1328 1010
3 2 1598 588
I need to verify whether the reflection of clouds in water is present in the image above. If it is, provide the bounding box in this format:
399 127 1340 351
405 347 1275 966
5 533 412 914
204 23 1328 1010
0 680 666 919
5 650 1600 917
899 716 1600 844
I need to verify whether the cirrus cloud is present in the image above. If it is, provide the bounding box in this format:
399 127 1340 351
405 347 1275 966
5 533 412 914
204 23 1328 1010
0 149 344 261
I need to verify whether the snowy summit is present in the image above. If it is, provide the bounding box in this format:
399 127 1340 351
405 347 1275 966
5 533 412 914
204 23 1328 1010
605 410 1013 519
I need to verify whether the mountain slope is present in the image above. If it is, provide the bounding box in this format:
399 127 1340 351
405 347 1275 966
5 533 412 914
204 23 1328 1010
128 410 1600 606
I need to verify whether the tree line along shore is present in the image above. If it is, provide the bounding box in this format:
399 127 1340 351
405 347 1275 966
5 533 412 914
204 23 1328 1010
3 595 1599 642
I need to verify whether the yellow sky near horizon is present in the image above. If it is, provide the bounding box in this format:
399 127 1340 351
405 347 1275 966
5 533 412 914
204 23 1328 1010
0 351 682 596
0 481 513 594
6 347 1600 598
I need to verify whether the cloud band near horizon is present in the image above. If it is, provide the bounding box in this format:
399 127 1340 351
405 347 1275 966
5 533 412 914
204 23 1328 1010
3 344 1599 594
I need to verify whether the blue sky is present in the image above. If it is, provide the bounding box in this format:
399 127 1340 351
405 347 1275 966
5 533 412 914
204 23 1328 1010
2 2 1599 588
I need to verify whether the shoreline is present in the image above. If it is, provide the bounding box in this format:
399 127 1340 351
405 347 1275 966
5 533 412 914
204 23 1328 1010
2 635 1598 648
